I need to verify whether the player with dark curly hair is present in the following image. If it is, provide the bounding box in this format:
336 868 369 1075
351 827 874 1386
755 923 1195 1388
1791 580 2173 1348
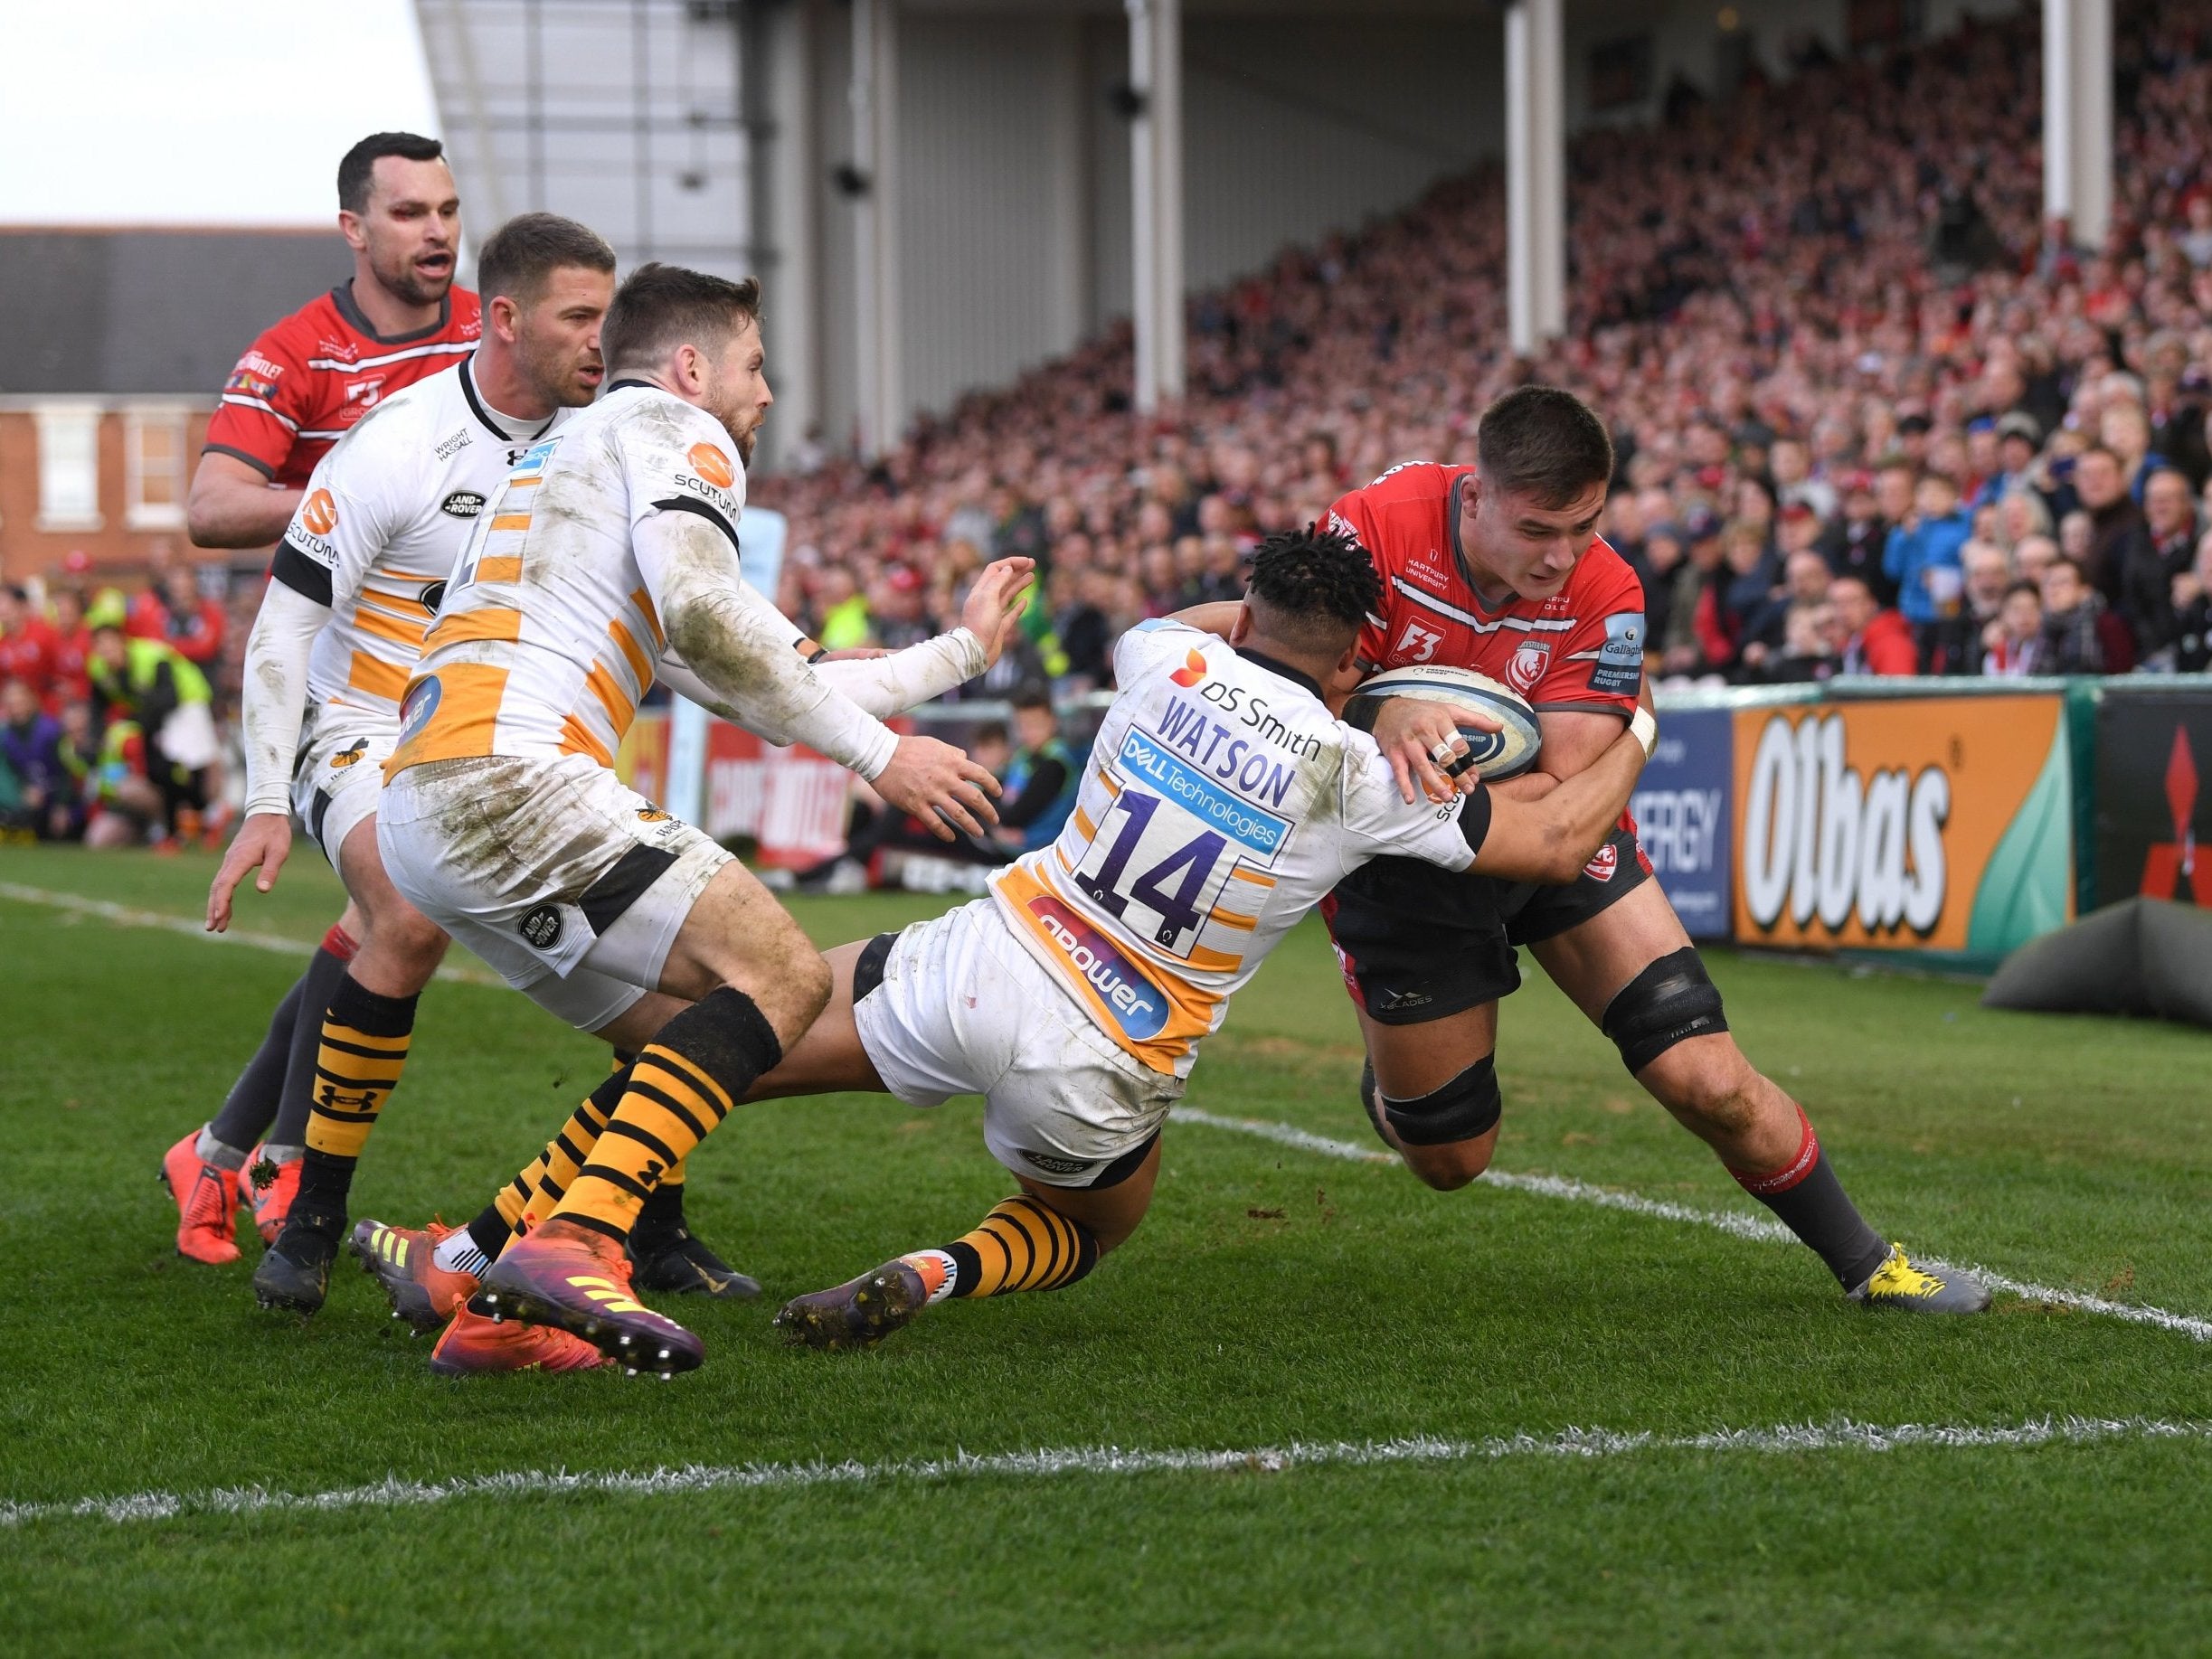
726 523 1661 1353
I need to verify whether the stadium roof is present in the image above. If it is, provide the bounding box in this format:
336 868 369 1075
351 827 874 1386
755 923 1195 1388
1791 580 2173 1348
0 227 351 398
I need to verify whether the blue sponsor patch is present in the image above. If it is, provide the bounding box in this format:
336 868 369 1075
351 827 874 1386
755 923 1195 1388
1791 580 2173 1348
1590 610 1645 696
1026 893 1169 1042
397 674 441 743
510 435 562 477
1117 727 1291 856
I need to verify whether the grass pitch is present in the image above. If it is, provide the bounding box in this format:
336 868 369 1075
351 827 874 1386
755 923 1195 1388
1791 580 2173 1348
2 844 2209 1655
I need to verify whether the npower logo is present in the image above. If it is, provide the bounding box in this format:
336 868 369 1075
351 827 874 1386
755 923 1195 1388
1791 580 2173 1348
1741 712 1950 937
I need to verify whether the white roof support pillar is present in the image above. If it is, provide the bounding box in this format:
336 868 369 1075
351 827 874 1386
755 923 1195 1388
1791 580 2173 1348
850 0 902 457
2044 0 2113 251
1127 0 1185 412
1506 0 1565 357
759 0 823 467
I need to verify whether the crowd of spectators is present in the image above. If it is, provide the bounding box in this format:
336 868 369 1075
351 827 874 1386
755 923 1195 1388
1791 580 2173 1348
11 4 2212 853
750 2 2212 688
0 540 231 846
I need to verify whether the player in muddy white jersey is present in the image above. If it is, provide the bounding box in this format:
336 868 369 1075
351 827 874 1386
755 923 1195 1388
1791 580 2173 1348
748 523 1659 1353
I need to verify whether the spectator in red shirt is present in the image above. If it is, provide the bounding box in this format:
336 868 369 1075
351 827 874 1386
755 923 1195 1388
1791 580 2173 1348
0 586 57 702
45 587 93 710
150 568 225 670
1829 575 1919 675
125 539 182 642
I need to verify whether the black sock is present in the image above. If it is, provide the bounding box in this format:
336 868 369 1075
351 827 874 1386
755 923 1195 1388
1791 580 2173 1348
209 944 350 1149
465 1203 512 1262
629 1181 689 1258
1732 1111 1888 1288
267 938 361 1148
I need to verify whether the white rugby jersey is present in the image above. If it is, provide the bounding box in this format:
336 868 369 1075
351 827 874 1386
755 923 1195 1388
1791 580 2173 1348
272 355 564 721
990 619 1490 1076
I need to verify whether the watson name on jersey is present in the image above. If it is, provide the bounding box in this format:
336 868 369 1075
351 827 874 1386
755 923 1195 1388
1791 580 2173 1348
988 618 1490 1077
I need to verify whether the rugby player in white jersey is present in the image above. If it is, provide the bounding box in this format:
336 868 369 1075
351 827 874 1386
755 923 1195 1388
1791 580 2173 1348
210 240 1032 1337
373 262 1009 1375
204 213 619 1315
725 523 1658 1349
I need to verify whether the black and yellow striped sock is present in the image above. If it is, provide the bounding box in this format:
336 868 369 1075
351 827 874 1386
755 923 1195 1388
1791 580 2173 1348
903 1195 1099 1301
555 988 781 1241
495 1067 629 1236
291 975 417 1221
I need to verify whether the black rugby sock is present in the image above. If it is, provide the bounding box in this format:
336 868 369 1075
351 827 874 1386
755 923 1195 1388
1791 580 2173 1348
1731 1109 1887 1288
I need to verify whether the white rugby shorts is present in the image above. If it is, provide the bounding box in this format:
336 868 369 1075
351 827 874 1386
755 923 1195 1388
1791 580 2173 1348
378 753 729 1017
291 712 396 875
855 897 1184 1187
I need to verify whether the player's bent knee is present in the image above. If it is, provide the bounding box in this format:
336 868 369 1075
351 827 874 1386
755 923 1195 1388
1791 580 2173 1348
1600 947 1729 1077
1380 1058 1502 1190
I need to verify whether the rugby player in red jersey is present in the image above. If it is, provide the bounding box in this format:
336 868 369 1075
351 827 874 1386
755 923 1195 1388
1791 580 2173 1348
165 134 480 1267
187 133 477 551
1321 386 1986 1314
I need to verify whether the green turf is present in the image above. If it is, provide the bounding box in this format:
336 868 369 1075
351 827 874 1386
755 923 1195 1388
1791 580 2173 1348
2 844 2209 1655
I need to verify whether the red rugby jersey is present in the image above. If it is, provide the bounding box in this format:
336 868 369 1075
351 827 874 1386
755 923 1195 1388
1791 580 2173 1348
1327 462 1646 718
202 285 481 488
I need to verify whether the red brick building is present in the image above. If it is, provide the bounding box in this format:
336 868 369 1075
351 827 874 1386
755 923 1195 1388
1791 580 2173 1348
0 227 351 590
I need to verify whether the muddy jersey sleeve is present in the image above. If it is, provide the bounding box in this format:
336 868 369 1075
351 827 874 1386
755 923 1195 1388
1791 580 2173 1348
1338 734 1489 874
1532 556 1645 717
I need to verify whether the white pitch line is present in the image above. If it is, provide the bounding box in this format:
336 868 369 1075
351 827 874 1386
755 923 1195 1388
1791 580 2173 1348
5 1415 2204 1531
0 881 503 986
1169 1107 2212 1342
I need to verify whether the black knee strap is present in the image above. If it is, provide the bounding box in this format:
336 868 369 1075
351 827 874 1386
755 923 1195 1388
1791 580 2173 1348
851 932 897 1003
1379 1057 1502 1146
1601 947 1728 1076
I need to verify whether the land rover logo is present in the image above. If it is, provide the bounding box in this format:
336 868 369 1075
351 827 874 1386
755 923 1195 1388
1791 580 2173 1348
1020 1149 1092 1175
440 490 487 519
519 905 563 949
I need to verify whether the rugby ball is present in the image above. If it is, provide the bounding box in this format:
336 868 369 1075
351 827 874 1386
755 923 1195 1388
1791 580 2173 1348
1357 664 1543 780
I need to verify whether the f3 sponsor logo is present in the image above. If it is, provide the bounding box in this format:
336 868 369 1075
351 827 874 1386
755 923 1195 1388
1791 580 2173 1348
1394 620 1443 664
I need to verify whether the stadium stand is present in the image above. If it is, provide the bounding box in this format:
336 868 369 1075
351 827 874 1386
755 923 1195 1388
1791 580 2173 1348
752 2 2212 691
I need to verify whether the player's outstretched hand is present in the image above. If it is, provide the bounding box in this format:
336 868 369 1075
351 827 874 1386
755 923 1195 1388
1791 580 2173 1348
206 811 292 933
961 557 1037 666
873 734 1004 841
1369 697 1495 806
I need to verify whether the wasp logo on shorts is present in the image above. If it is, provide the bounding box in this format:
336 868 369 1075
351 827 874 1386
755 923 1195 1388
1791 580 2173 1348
519 905 563 950
1025 893 1167 1042
328 738 370 769
1169 649 1209 688
687 443 735 489
300 489 338 536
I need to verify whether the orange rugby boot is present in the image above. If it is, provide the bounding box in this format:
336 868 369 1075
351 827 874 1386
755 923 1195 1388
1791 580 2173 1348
428 1307 608 1377
470 1221 704 1376
242 1145 299 1246
159 1130 241 1265
350 1218 480 1334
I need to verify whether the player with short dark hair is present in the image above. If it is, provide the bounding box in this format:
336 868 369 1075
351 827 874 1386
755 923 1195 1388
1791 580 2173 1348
1327 385 1987 1314
161 135 480 1263
599 263 764 384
